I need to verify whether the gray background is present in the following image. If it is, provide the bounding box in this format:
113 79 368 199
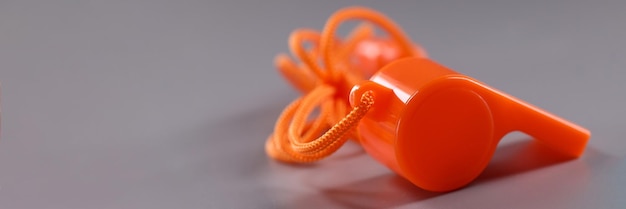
1 0 625 208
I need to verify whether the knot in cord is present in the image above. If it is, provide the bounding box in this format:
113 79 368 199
265 7 418 163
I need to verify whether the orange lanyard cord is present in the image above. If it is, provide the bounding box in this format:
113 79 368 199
266 7 417 163
320 8 417 79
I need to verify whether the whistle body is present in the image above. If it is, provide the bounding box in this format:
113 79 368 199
350 57 590 192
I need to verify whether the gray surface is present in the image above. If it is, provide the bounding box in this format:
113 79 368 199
0 0 625 208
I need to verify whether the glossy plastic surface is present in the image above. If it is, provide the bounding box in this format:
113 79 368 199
350 57 591 192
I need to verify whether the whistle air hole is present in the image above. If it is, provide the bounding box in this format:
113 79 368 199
396 87 496 192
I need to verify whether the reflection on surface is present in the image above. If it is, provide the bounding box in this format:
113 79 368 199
319 174 440 208
271 135 613 208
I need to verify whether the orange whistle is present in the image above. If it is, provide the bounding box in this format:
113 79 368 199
350 57 590 192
